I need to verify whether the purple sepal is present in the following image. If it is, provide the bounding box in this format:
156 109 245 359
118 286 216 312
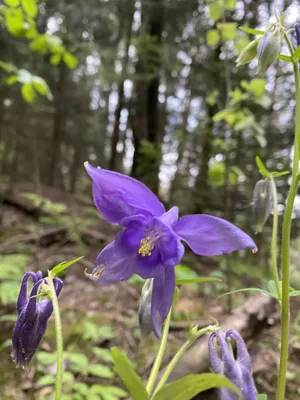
84 162 165 224
12 272 63 367
208 329 257 400
174 215 256 256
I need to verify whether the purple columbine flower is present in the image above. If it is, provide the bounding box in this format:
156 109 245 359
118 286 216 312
12 271 63 367
208 329 257 400
84 163 256 337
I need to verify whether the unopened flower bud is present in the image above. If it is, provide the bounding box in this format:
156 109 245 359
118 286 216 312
292 23 300 49
209 329 257 400
252 178 273 233
138 279 153 336
257 24 283 75
236 38 260 67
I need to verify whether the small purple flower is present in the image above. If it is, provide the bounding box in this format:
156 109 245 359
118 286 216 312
84 163 256 337
208 329 257 400
12 272 63 367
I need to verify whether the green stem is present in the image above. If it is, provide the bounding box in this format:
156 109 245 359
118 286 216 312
146 310 172 396
276 34 300 400
152 325 218 398
48 273 64 400
270 177 281 299
152 339 190 397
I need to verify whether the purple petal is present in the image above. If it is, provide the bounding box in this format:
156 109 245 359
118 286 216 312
151 267 175 337
174 215 256 256
136 247 162 278
226 329 252 371
85 163 165 224
17 272 39 315
159 206 179 227
88 241 136 284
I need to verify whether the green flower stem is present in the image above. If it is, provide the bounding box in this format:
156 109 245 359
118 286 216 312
152 325 218 398
270 177 281 299
146 310 172 396
276 34 300 400
47 272 64 400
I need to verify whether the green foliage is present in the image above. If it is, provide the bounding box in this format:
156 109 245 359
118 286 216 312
208 162 245 187
257 395 268 400
81 321 116 341
217 22 237 41
50 257 84 278
0 254 31 305
111 347 149 400
206 29 220 47
152 374 240 400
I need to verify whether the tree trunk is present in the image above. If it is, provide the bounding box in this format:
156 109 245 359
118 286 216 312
48 63 68 186
109 2 134 171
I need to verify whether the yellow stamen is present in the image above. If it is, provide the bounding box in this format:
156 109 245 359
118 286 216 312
138 236 154 257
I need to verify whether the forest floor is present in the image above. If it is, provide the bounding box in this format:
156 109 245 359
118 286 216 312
1 182 300 400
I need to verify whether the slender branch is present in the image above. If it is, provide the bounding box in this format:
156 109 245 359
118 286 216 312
47 274 64 400
146 310 172 396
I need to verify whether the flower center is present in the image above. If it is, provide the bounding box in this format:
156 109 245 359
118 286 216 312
138 236 154 257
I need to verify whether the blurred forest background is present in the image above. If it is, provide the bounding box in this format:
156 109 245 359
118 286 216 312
1 0 300 399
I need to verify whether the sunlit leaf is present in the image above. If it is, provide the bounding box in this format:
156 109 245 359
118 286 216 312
4 0 20 7
152 373 240 400
217 22 237 41
289 290 300 297
206 29 220 47
4 8 24 36
208 2 223 21
234 36 250 53
277 54 293 63
111 347 149 400
63 52 78 69
21 82 35 102
224 0 236 9
21 0 37 17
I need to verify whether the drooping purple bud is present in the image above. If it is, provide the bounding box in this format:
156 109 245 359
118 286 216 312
208 329 257 400
12 272 63 367
292 23 300 50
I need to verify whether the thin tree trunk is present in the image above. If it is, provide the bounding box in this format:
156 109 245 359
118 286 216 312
48 63 67 186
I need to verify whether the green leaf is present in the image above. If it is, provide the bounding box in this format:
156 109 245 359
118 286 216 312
277 54 293 63
21 0 37 17
267 280 279 299
176 277 221 285
73 382 89 396
241 79 266 97
293 45 300 62
64 352 89 373
152 373 240 400
50 256 83 277
32 76 53 100
21 83 35 102
92 347 113 363
239 27 264 35
257 395 268 400
206 29 220 47
4 0 20 7
0 314 17 322
89 384 127 400
289 290 300 297
63 52 78 69
4 8 24 36
111 347 149 400
209 162 225 186
50 54 62 65
37 375 56 386
255 156 270 178
217 22 238 41
224 0 236 9
81 321 116 341
234 36 250 53
0 61 17 73
88 364 114 378
218 287 276 299
208 2 223 21
270 171 290 178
